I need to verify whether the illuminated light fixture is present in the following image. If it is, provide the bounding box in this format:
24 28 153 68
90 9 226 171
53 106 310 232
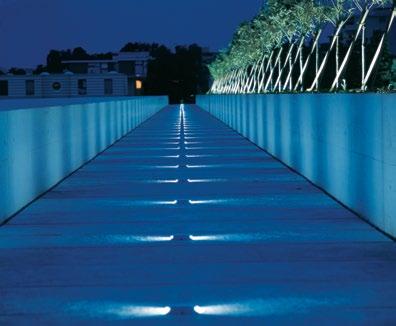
193 304 246 316
185 147 207 150
154 165 180 169
135 80 143 90
111 305 171 318
129 200 177 205
188 200 212 205
188 234 263 242
107 235 175 243
161 155 180 158
164 147 180 150
135 235 174 242
188 199 226 205
114 200 179 206
184 142 201 145
193 305 208 314
70 302 172 319
159 200 178 205
155 179 179 183
187 179 226 183
186 164 221 168
189 235 219 241
185 154 214 158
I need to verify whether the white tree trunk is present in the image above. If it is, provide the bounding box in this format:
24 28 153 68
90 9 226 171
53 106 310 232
335 34 339 90
361 24 366 90
226 70 236 94
255 55 266 93
299 42 303 90
253 56 265 93
330 8 370 91
294 30 322 91
240 67 249 93
283 37 305 91
259 52 273 92
232 69 240 93
362 7 396 89
264 47 283 92
236 68 244 93
307 21 347 92
315 39 319 91
247 61 259 93
274 43 295 92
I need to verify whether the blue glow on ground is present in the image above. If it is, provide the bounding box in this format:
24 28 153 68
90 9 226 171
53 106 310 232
187 178 228 183
70 302 171 319
108 200 179 206
105 235 175 243
193 297 340 316
188 233 291 242
1 105 395 324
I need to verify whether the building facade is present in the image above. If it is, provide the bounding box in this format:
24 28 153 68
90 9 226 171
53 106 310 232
0 51 150 99
62 52 150 96
0 72 127 98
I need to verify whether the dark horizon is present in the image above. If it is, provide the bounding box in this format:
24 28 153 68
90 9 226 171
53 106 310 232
0 0 262 69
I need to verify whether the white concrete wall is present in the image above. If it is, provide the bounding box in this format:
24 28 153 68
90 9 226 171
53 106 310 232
0 96 168 223
197 94 396 238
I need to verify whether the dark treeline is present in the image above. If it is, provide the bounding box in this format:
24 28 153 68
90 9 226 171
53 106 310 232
121 42 210 102
1 43 211 103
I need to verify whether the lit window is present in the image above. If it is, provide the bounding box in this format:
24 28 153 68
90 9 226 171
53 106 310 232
135 80 143 90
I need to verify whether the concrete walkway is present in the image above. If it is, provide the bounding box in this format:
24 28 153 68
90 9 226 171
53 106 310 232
1 105 396 325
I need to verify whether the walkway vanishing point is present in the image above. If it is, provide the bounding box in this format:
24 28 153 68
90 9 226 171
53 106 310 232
1 105 396 325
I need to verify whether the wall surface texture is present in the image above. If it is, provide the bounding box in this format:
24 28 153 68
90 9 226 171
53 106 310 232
197 94 396 237
0 96 168 223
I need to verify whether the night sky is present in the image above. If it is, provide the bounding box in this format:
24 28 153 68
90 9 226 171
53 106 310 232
0 0 262 68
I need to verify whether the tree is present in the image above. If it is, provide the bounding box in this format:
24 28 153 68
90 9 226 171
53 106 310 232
8 67 26 75
329 0 392 91
208 0 395 93
362 5 395 89
145 44 209 103
47 50 64 73
71 47 90 60
368 30 394 89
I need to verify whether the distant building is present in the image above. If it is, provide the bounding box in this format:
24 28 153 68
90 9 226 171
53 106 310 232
0 72 127 98
0 51 150 99
62 52 150 96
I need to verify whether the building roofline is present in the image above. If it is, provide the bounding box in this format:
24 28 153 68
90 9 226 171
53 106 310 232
62 60 116 64
0 72 127 78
